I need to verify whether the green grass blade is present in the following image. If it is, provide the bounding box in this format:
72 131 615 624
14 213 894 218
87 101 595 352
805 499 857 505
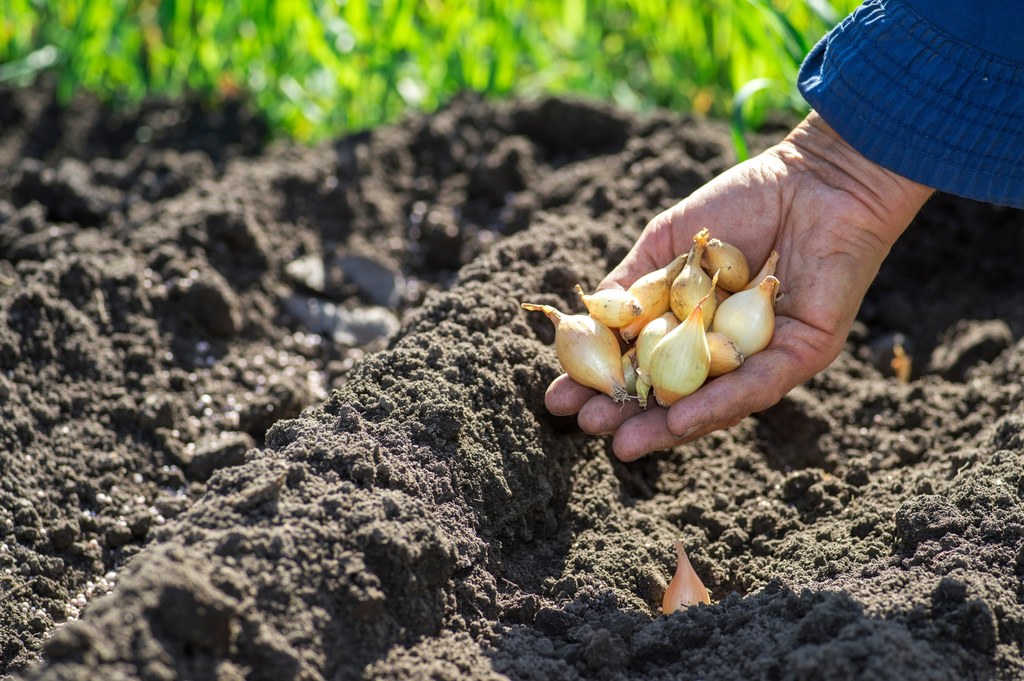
730 77 786 161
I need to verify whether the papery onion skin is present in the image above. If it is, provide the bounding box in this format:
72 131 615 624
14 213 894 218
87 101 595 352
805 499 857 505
670 228 716 330
635 313 680 378
704 238 750 293
707 331 744 377
711 275 779 357
634 312 679 410
622 348 639 395
662 540 711 615
649 297 710 407
636 375 652 410
744 250 779 291
576 285 643 328
522 302 628 402
621 253 688 342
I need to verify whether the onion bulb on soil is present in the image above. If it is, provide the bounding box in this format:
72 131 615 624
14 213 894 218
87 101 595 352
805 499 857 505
521 302 628 402
704 238 750 293
662 540 710 614
711 275 779 357
620 253 688 342
575 284 642 329
670 228 716 330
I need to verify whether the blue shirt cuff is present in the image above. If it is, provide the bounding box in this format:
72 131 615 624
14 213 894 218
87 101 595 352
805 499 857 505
798 0 1024 209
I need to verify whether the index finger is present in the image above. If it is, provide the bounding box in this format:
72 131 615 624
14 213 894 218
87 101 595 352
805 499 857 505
610 347 795 462
663 313 837 440
544 373 599 416
612 318 826 460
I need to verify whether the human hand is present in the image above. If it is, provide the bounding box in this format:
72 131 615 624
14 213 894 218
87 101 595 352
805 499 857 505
545 112 933 461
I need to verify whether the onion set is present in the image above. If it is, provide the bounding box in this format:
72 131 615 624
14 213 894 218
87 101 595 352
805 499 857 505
522 227 781 411
520 302 629 402
662 540 711 614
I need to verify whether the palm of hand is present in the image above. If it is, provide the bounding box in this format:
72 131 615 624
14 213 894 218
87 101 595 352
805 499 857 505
545 119 931 461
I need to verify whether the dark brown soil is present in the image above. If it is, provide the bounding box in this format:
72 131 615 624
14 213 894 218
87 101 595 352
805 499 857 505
1 83 1023 681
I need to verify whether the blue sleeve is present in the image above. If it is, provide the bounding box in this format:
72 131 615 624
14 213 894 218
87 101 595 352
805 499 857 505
797 0 1024 209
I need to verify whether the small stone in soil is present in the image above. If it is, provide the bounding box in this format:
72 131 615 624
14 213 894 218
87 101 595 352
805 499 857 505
285 254 326 293
333 254 405 308
284 294 399 346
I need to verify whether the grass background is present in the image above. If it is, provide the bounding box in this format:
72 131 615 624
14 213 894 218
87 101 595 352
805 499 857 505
0 0 859 146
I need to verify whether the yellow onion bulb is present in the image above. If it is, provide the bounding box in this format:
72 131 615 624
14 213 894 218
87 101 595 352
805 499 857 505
620 253 688 342
521 302 628 402
633 312 679 409
575 284 642 329
670 228 716 330
711 275 779 357
704 238 750 293
662 540 711 614
707 331 744 377
649 293 711 407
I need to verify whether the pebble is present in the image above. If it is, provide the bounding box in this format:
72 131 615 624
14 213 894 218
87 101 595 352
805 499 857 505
285 254 326 293
333 254 404 308
185 269 243 337
284 294 399 346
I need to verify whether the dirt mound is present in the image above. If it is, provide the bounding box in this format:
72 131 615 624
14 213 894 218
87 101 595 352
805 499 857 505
1 85 1022 681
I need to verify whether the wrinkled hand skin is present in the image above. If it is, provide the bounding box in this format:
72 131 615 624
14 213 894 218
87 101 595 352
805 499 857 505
545 112 934 462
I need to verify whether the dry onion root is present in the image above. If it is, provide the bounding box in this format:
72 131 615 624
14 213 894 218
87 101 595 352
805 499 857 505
522 228 780 412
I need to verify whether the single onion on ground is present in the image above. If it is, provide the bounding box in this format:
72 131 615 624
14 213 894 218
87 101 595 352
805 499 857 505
662 540 711 614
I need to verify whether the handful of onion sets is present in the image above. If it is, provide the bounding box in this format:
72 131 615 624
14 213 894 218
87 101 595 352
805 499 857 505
522 228 780 409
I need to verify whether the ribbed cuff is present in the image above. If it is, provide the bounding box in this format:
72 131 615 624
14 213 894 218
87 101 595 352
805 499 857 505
798 0 1024 209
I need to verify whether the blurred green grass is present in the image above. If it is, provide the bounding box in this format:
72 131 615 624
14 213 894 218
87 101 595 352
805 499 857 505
0 0 858 143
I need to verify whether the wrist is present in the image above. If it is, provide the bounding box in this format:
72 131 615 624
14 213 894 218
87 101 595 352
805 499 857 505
774 111 934 246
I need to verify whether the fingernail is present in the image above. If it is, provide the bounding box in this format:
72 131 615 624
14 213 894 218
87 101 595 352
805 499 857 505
673 427 697 441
